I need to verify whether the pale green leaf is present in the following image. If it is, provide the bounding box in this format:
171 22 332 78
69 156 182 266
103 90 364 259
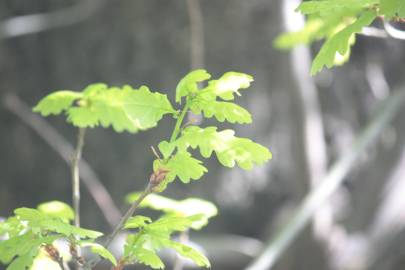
311 11 376 75
14 208 102 239
126 193 217 230
191 100 252 124
297 0 377 17
147 215 201 232
174 126 272 170
160 151 208 183
165 241 210 268
81 243 117 266
203 72 253 101
125 216 152 229
134 248 164 269
158 140 176 159
33 91 82 116
37 201 74 222
7 249 38 270
380 0 405 18
176 69 211 103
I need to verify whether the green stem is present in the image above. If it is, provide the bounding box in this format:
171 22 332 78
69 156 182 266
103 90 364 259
169 99 191 143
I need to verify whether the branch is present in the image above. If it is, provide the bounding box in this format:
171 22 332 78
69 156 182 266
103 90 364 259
72 128 86 228
186 0 205 70
2 93 121 228
244 89 405 270
0 0 106 39
89 182 154 268
383 21 405 40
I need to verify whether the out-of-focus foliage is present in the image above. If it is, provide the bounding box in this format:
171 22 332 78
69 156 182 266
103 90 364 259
274 0 405 74
0 202 110 269
126 193 218 230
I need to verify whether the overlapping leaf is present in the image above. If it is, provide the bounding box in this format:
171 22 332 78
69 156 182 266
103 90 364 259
155 151 208 184
34 84 175 133
380 0 405 18
14 208 102 239
171 126 271 170
126 193 218 230
311 11 376 75
123 215 210 269
297 0 377 17
175 69 211 103
33 91 83 116
190 99 252 124
201 72 253 101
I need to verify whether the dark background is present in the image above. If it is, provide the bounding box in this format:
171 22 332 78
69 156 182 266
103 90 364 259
1 1 405 269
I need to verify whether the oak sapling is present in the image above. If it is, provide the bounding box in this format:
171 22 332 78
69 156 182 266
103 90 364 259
0 69 272 269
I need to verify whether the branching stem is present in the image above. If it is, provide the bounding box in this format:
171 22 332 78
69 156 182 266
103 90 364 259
89 183 154 268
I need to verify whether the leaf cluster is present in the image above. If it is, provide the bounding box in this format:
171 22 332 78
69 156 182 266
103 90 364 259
0 201 112 269
274 0 405 74
33 84 175 133
154 70 272 190
122 214 210 269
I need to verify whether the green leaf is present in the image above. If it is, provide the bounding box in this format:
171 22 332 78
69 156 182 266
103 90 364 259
380 0 405 18
159 151 208 183
191 100 252 124
203 72 253 101
311 11 376 75
126 193 217 230
125 216 152 229
134 248 164 269
33 91 82 116
81 242 117 266
147 215 200 233
176 69 211 103
14 208 102 239
37 201 74 222
297 0 377 17
0 217 24 238
6 248 38 270
174 126 272 170
68 85 175 132
164 241 210 268
158 140 176 159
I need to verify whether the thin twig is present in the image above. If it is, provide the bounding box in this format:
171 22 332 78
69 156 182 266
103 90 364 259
245 90 405 270
2 93 121 228
0 0 106 39
72 128 86 228
89 183 154 268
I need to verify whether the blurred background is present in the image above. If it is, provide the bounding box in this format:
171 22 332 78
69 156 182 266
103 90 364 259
1 0 405 269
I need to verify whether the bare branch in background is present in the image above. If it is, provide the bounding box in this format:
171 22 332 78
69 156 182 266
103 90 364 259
186 0 205 70
0 0 106 39
2 93 121 228
173 1 205 269
245 89 405 270
383 21 405 40
360 27 389 38
283 0 330 242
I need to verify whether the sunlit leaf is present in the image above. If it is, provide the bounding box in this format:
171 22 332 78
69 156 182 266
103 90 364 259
126 193 217 230
33 91 82 116
176 69 211 103
37 201 74 222
311 11 376 75
174 126 271 170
